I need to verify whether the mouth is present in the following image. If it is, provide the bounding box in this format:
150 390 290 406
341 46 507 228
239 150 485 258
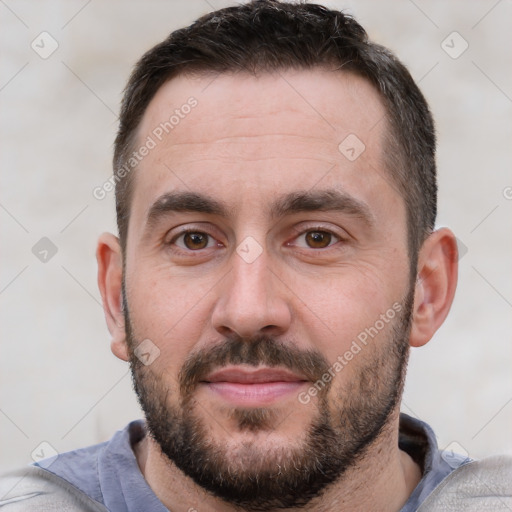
201 366 309 406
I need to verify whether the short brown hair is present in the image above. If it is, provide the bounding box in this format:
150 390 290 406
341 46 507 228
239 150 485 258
114 0 437 268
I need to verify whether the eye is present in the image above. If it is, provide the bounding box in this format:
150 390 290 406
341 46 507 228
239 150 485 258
294 229 340 249
172 231 217 251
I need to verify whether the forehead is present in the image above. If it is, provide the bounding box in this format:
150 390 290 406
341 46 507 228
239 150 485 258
129 68 401 234
138 68 386 150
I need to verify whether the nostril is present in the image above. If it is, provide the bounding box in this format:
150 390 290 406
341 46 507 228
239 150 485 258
215 325 235 338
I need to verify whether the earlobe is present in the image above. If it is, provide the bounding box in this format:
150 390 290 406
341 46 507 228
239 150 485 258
96 232 129 361
409 228 458 348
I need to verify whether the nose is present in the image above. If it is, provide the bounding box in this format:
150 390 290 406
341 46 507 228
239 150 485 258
211 246 292 339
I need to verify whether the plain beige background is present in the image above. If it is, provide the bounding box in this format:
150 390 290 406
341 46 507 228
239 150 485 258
1 0 511 472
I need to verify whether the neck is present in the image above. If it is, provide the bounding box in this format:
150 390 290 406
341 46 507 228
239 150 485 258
134 414 422 512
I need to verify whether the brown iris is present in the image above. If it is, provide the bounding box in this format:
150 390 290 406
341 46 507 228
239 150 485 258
305 231 332 248
183 232 209 250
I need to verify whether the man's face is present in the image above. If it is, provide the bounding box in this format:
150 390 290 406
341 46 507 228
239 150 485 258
122 69 413 509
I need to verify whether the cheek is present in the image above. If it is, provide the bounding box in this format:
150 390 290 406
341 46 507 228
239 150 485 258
126 269 217 371
290 267 404 366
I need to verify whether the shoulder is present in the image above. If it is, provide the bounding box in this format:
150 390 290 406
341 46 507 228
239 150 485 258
418 454 512 511
0 465 108 512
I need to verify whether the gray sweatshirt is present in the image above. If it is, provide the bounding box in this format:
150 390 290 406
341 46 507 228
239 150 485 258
0 415 510 511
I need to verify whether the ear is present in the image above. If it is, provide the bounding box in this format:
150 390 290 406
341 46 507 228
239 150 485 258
409 227 458 348
96 232 129 361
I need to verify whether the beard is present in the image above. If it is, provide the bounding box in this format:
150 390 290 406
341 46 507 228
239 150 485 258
123 288 414 511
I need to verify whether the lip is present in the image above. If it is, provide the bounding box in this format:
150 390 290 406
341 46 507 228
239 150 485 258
201 366 308 406
205 366 307 384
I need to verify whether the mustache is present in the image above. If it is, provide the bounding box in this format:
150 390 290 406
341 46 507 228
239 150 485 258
179 334 331 398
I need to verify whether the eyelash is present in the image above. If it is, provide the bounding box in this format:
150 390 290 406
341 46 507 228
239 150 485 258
291 229 341 249
167 226 344 253
169 229 221 251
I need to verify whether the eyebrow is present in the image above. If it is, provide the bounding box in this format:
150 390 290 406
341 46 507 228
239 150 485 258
270 189 374 226
145 192 231 231
144 189 374 233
